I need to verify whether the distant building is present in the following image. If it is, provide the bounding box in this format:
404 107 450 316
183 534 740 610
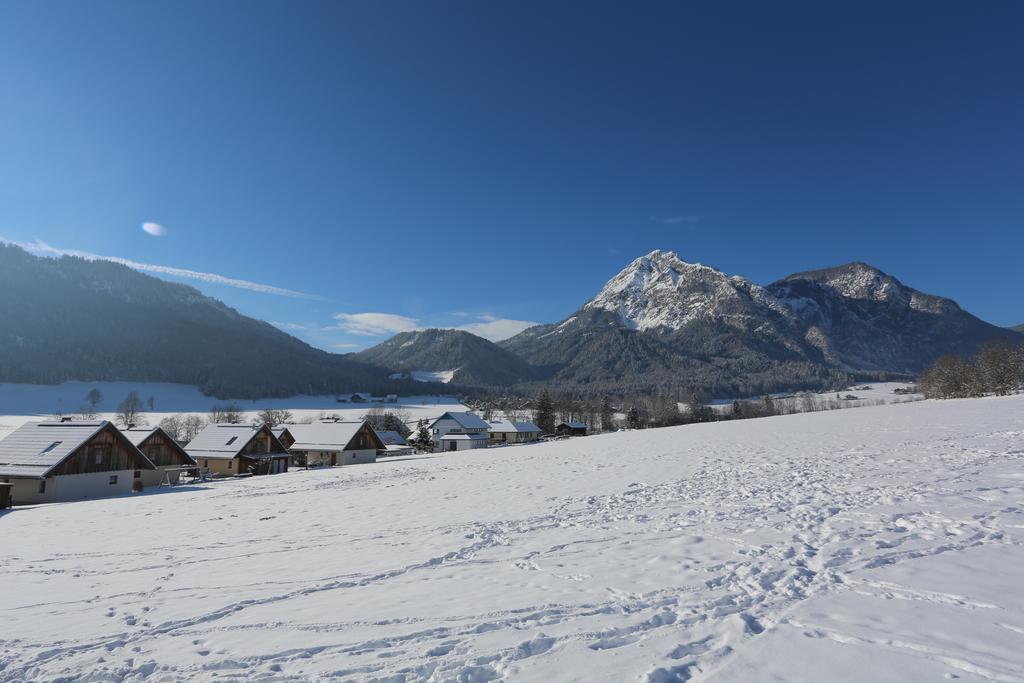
385 394 399 403
487 419 542 445
124 426 197 487
0 420 156 504
287 421 384 467
555 421 588 437
186 424 290 477
429 412 490 452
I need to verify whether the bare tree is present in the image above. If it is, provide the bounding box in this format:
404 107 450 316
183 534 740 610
257 408 293 428
85 388 103 410
977 343 1021 396
181 415 206 443
159 415 184 441
209 402 243 424
116 391 145 427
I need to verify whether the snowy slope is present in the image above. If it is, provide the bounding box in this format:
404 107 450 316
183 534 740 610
1 396 1023 681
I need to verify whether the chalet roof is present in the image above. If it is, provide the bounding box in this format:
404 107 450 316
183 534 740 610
487 419 541 433
124 426 197 466
0 420 155 479
558 421 588 430
288 421 385 452
439 432 489 441
431 412 490 430
374 430 407 445
185 423 287 460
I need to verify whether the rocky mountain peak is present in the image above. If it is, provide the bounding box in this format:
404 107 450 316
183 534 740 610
583 250 781 332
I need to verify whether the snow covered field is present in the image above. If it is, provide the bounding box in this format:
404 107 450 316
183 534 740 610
0 381 466 439
2 395 1023 681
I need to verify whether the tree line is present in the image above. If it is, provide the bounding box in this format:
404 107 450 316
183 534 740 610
918 342 1024 399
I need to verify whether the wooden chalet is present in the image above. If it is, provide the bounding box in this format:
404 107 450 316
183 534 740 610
0 420 156 504
124 426 198 486
185 423 290 477
287 421 384 467
555 421 589 437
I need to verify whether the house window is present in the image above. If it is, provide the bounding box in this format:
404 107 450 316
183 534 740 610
227 459 233 470
203 459 209 467
133 470 142 479
109 475 118 485
39 480 46 494
91 444 110 465
40 441 62 455
226 436 238 446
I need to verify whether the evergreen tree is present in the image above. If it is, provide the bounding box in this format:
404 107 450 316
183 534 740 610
535 390 556 434
410 419 434 452
599 396 614 432
626 406 642 429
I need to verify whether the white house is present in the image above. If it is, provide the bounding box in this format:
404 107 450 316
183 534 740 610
287 421 384 467
429 412 490 452
487 419 542 445
0 420 157 504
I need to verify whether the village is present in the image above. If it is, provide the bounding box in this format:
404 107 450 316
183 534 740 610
0 392 593 507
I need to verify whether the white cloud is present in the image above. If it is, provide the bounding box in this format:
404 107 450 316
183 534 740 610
270 321 308 330
650 214 701 225
455 315 538 342
10 239 316 299
332 343 360 349
141 222 167 237
331 312 421 337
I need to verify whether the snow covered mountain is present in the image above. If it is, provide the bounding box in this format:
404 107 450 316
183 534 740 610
583 250 797 333
767 262 1020 373
501 250 1020 395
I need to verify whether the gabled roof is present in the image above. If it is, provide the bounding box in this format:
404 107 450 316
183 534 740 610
0 420 155 479
288 421 385 452
124 426 197 466
431 412 490 430
487 419 541 433
374 430 407 445
271 426 294 439
185 423 287 460
558 421 588 430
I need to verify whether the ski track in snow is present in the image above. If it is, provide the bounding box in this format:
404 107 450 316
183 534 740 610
1 397 1023 681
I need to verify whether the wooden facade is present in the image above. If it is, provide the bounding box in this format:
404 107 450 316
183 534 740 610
49 425 154 477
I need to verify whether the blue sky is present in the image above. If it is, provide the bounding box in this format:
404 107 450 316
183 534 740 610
2 1 1021 351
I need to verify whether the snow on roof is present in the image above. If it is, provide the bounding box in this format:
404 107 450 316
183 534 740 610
0 420 153 479
439 433 489 441
432 412 490 429
186 423 286 460
559 421 588 429
288 421 384 452
124 426 197 466
487 419 541 433
123 426 158 447
374 430 407 445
